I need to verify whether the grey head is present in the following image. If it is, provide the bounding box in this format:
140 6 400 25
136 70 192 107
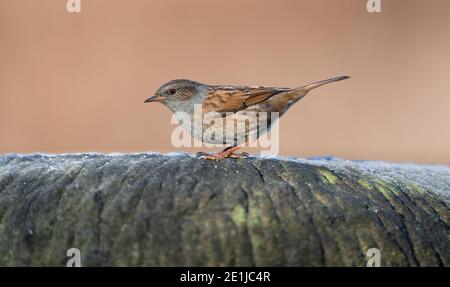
144 79 206 113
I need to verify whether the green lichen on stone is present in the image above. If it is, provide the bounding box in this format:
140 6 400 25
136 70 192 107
231 204 247 226
404 183 428 195
318 168 340 185
374 179 400 198
358 179 373 190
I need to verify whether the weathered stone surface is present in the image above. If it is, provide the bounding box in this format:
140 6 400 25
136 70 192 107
0 153 449 266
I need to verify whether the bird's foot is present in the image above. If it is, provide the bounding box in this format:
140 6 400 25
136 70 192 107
196 150 249 161
227 152 250 159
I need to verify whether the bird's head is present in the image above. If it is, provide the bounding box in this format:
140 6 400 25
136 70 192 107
144 79 203 110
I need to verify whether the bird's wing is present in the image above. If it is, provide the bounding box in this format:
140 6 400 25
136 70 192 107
202 86 289 114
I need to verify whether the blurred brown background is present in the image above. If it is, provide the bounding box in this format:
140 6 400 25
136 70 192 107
1 0 450 164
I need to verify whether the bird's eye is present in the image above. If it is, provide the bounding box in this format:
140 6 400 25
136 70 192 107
168 88 177 95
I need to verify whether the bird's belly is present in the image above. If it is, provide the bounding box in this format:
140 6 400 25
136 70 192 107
202 112 274 145
175 111 276 146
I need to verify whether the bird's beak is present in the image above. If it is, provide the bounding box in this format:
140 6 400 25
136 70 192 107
144 95 163 103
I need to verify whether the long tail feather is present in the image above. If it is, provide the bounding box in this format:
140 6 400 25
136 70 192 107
302 75 350 91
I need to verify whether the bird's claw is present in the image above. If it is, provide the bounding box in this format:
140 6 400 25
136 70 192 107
228 152 250 159
196 152 210 158
196 151 250 160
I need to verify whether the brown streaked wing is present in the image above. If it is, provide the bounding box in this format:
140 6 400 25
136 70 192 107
202 86 288 114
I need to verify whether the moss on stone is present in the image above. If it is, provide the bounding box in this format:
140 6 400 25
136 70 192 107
231 204 247 226
318 168 340 185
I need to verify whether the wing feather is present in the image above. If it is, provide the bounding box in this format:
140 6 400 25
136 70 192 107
202 86 288 114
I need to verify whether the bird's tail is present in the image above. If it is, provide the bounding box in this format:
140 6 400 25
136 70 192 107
283 75 350 103
302 75 350 91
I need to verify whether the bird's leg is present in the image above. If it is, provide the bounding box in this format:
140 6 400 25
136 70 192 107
225 146 250 159
197 146 249 160
220 146 250 159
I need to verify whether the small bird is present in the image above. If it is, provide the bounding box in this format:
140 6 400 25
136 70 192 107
145 76 349 160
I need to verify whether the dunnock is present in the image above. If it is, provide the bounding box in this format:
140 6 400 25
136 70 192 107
145 76 349 160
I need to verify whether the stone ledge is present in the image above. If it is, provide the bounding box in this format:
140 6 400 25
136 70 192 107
0 153 449 266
